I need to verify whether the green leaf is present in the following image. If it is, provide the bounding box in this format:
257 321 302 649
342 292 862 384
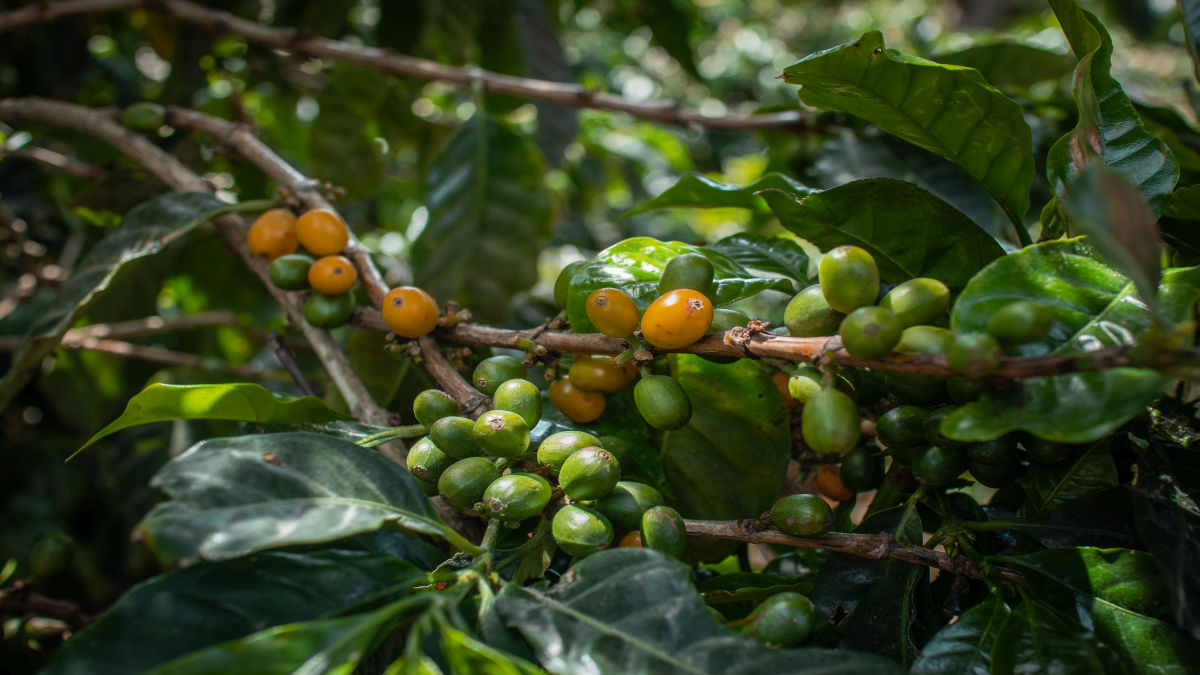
0 192 227 411
494 548 903 674
438 623 547 675
945 240 1200 442
413 114 553 323
911 592 1009 675
309 64 388 198
761 179 1004 291
931 42 1074 89
707 233 812 285
1012 487 1139 548
1182 0 1200 85
1045 1 1178 218
1063 164 1162 313
1165 184 1200 221
138 432 473 566
45 550 423 675
783 31 1034 232
78 383 349 455
662 356 790 520
565 237 791 332
998 547 1200 673
990 598 1125 674
624 173 814 216
1017 440 1118 515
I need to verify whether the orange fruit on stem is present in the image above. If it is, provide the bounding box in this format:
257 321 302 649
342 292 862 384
308 255 357 295
549 378 606 423
246 208 298 261
382 286 439 338
296 208 349 255
586 287 639 337
640 289 714 349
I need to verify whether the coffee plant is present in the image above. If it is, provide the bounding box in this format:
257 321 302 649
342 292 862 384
2 0 1200 672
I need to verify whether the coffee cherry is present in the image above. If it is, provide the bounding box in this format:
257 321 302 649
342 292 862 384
481 473 552 521
839 306 902 360
492 379 542 427
771 494 832 536
840 444 885 492
987 300 1055 345
559 446 621 501
586 287 640 338
267 254 314 290
948 332 1003 378
382 286 439 338
784 285 844 337
815 464 855 502
406 437 455 482
472 410 530 458
894 325 954 354
658 252 715 297
413 389 458 429
801 388 860 456
912 445 967 487
568 354 636 393
742 592 815 647
640 505 687 559
787 365 823 404
307 255 357 295
536 431 602 476
818 246 879 314
549 378 606 423
437 457 501 510
473 355 527 396
303 291 354 328
247 209 299 261
595 481 665 531
552 504 614 557
879 278 950 327
641 289 714 349
429 416 482 459
875 405 931 453
296 208 349 256
633 375 692 430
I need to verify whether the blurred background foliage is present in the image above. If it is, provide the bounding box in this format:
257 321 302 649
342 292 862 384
0 0 1196 669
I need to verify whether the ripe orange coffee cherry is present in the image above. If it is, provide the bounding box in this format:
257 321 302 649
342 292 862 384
247 209 298 261
296 208 349 256
308 255 357 295
586 287 639 337
382 286 439 338
640 289 713 349
549 378 605 423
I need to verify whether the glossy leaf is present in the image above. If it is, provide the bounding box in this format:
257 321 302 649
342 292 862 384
138 432 471 566
438 623 546 675
931 42 1074 88
1045 1 1178 218
413 114 553 322
999 547 1200 672
990 598 1125 674
783 31 1034 228
945 239 1200 442
911 592 1009 675
624 173 813 215
495 548 903 674
1014 487 1139 548
707 233 811 284
78 383 349 455
565 237 790 332
761 179 1004 291
662 356 790 520
0 192 227 410
1017 440 1118 515
45 550 423 675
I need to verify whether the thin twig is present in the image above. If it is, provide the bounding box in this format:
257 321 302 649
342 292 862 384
0 0 814 134
267 330 316 396
53 336 270 379
0 582 92 629
1 143 105 180
416 335 490 418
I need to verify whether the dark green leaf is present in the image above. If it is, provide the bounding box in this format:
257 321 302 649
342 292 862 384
708 233 811 284
761 179 1004 291
911 592 1009 675
495 548 903 674
1165 185 1200 221
1012 487 1139 548
78 383 349 455
0 192 227 410
1017 440 1118 515
945 239 1200 442
695 572 812 608
45 550 422 675
1045 1 1178 218
635 0 702 81
1177 0 1200 86
662 356 790 520
439 623 547 675
413 114 553 323
990 598 1125 674
138 432 471 566
565 238 790 332
998 547 1200 673
931 42 1074 88
783 31 1034 229
625 173 814 216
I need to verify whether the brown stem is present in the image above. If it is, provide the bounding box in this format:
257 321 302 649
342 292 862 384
0 0 813 134
684 519 1017 581
267 331 316 396
0 582 92 629
55 337 273 379
0 97 392 430
416 335 490 419
1 143 105 180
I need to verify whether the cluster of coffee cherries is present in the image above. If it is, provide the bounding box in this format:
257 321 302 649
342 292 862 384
405 354 687 560
782 244 1062 494
248 208 359 327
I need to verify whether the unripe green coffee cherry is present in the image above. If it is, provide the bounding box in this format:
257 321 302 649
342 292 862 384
122 102 166 130
596 481 665 531
413 389 458 429
596 435 633 467
987 300 1055 345
267 254 314 291
492 379 542 428
911 445 967 487
801 388 860 456
969 457 1019 488
839 306 902 360
787 365 823 404
406 437 455 482
948 332 1003 378
473 355 527 396
770 493 832 536
1021 436 1076 464
883 372 948 407
742 592 815 647
554 261 585 309
551 504 614 557
965 436 1016 466
429 416 482 459
437 457 502 510
472 410 531 458
640 505 687 559
879 278 950 327
559 446 621 501
923 406 964 449
304 292 354 327
659 252 715 297
894 325 954 354
840 444 885 492
30 533 75 577
634 375 692 430
536 431 601 476
784 285 844 337
708 307 751 333
415 477 439 497
481 472 552 521
875 405 931 451
818 246 879 314
947 378 984 405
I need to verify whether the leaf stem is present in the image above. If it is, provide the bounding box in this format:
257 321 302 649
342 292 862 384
356 424 429 447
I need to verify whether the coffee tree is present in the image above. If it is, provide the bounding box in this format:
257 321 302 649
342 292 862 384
2 0 1200 672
